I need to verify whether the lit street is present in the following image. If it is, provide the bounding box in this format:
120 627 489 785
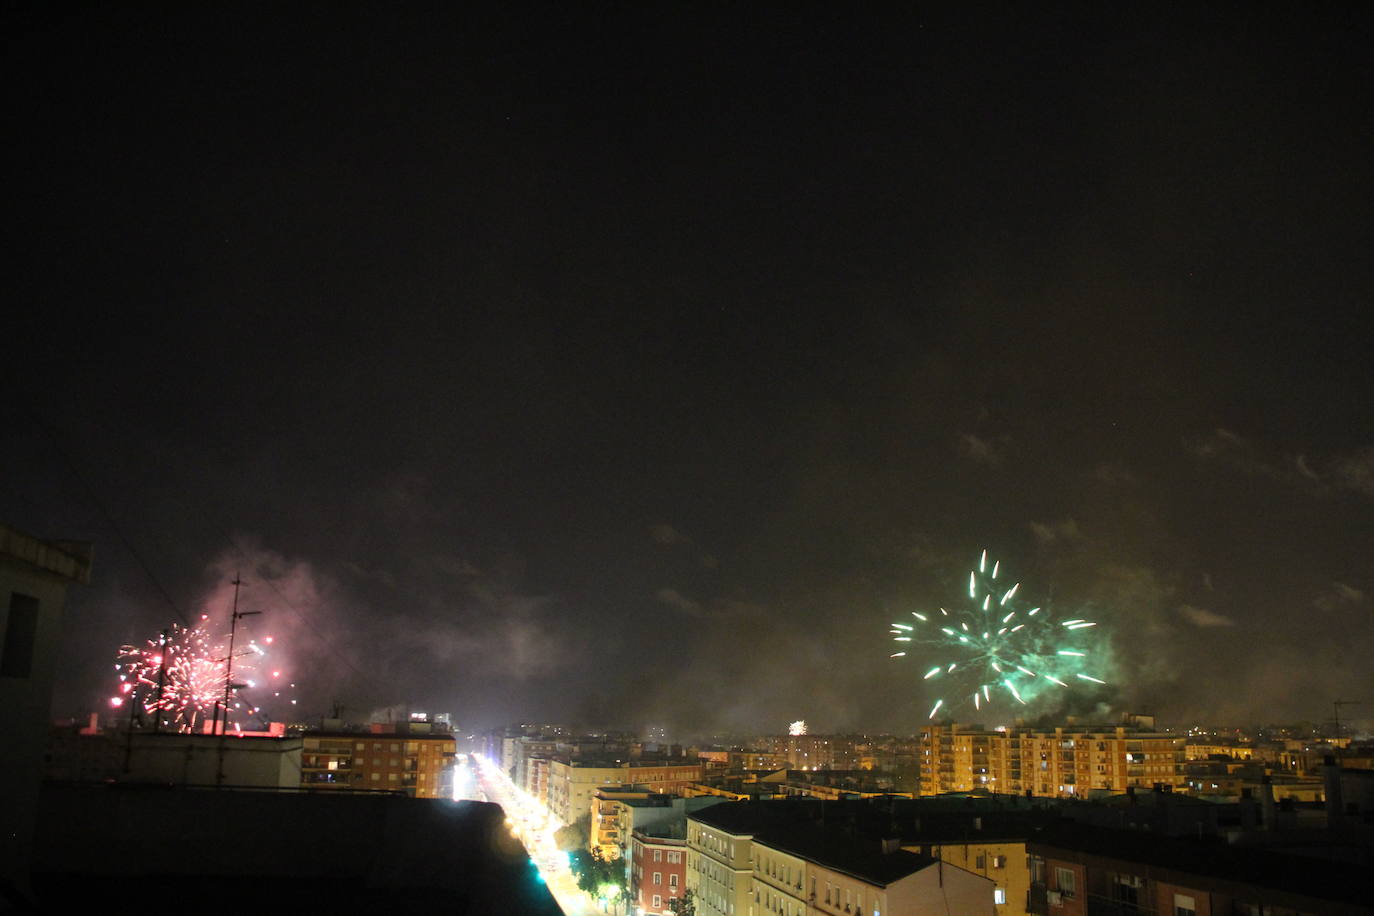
455 753 604 916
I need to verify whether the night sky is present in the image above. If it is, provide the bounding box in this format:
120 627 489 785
7 6 1372 735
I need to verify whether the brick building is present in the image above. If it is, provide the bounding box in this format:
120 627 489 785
301 725 455 798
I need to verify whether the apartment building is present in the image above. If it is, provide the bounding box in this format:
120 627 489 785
686 805 756 916
1027 821 1366 914
546 757 702 825
631 826 688 915
688 801 995 916
301 727 455 798
921 722 1184 797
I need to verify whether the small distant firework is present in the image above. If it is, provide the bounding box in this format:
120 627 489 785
788 720 808 736
887 549 1106 719
113 615 290 732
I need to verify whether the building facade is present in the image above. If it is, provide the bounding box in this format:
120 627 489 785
1027 822 1366 915
631 828 688 915
749 839 808 916
909 837 1029 915
689 801 996 916
301 728 456 798
686 808 755 916
546 758 702 825
1 523 92 906
921 723 1185 797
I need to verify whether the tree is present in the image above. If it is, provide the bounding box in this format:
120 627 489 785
669 889 696 916
554 812 591 851
568 848 631 910
567 847 616 895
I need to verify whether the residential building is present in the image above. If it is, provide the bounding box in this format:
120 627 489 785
630 825 687 915
1027 821 1366 915
513 736 561 792
1185 740 1256 761
527 754 552 806
786 733 834 770
905 829 1030 916
1 523 92 907
921 721 1185 797
546 757 702 825
749 834 808 916
301 725 455 798
686 804 756 916
592 785 654 856
599 792 723 863
727 749 788 771
688 800 996 916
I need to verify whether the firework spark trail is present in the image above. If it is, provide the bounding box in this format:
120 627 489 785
888 549 1106 718
113 615 292 732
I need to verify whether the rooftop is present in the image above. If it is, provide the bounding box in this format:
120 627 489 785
690 800 943 886
1029 821 1368 909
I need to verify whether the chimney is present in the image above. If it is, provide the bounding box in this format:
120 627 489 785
1323 755 1344 826
1260 773 1276 831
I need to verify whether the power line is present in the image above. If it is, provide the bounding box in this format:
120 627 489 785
19 403 394 702
222 533 389 694
22 406 191 626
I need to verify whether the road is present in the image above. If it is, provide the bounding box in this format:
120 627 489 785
454 752 611 916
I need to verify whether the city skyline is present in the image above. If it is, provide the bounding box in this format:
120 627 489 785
7 7 1372 734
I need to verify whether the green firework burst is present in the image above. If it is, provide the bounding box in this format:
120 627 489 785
888 549 1106 719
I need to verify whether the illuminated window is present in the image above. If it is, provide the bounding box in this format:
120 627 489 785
994 888 1006 904
1055 867 1077 898
1174 894 1196 916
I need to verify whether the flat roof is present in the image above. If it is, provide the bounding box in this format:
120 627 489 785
1028 821 1366 908
690 801 943 886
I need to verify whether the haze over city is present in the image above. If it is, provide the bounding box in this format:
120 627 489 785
7 5 1372 736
